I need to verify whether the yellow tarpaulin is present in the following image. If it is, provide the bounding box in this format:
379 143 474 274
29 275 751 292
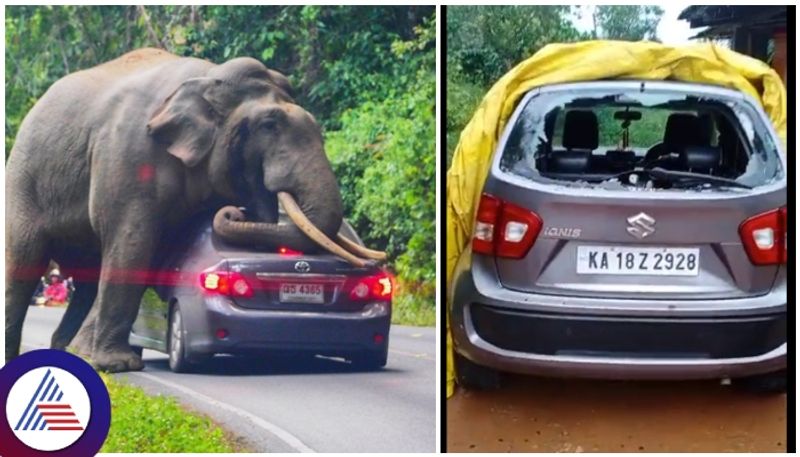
446 40 787 398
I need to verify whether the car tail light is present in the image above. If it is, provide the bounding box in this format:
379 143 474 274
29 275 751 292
472 193 543 259
200 271 254 298
739 207 786 265
278 246 303 256
347 271 394 301
472 194 501 255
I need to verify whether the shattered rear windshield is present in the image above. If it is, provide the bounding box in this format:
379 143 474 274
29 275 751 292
499 89 783 190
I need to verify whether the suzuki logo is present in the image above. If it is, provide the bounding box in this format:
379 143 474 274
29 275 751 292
294 261 311 273
626 212 656 239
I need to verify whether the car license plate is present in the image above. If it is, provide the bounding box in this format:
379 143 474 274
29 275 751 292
279 283 324 303
576 246 700 276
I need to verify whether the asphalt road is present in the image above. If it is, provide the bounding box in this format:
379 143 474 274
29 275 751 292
21 306 436 453
447 374 787 452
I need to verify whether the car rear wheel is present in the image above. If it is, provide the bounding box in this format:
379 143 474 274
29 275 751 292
454 351 501 390
350 347 388 371
735 370 786 394
168 305 200 373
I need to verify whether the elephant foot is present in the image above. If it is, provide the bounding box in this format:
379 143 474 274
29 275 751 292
68 332 94 359
51 337 71 351
90 349 145 373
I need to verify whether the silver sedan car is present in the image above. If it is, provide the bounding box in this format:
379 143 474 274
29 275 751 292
130 210 392 372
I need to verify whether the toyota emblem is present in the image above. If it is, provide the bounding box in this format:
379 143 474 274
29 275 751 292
294 261 311 273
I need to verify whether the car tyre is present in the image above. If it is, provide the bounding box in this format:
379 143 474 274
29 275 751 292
454 351 501 390
735 370 786 394
168 305 200 373
350 347 388 371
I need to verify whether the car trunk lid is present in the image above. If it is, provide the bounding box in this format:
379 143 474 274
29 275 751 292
486 180 784 300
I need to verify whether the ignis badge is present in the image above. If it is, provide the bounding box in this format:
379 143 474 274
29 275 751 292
0 350 111 457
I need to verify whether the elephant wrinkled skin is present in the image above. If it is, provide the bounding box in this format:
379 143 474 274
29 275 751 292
5 48 381 372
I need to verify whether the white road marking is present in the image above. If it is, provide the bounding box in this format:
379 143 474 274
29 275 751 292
131 372 315 453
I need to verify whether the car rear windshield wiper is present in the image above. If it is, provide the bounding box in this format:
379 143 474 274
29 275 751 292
617 168 753 190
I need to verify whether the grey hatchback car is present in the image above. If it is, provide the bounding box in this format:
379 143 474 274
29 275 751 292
129 209 392 373
449 81 787 393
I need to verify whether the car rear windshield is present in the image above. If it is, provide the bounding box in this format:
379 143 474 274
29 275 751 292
499 87 783 190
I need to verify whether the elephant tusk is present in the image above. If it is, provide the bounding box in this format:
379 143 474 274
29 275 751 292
336 234 387 261
277 192 370 268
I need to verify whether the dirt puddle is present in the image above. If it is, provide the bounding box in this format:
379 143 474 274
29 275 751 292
447 375 786 452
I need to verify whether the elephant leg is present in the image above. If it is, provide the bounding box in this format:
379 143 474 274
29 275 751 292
5 229 48 362
70 304 98 358
89 222 157 372
51 281 98 351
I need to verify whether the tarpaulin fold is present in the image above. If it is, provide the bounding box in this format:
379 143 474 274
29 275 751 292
446 40 787 398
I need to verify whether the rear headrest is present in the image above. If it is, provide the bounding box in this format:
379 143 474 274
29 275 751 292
681 146 721 171
663 114 712 148
548 150 591 174
562 111 598 150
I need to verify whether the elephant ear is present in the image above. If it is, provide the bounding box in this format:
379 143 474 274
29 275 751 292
146 77 226 167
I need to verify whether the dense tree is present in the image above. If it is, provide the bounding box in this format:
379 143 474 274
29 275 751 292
592 6 664 41
446 6 666 166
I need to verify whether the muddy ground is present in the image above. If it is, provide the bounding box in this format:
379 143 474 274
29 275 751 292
447 375 786 452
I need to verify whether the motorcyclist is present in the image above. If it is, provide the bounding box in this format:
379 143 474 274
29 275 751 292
43 269 69 306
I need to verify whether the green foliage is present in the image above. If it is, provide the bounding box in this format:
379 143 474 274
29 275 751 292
101 374 240 453
6 6 434 152
592 6 664 41
445 67 484 165
326 17 435 320
6 6 435 326
447 6 582 87
446 6 666 168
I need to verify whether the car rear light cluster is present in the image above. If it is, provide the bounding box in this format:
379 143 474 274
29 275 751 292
472 193 543 259
739 207 787 265
199 271 254 298
346 272 394 301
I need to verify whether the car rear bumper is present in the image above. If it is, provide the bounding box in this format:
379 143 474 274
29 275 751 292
450 262 786 380
186 296 391 356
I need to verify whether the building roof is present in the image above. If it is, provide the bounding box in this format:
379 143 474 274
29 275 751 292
680 6 787 39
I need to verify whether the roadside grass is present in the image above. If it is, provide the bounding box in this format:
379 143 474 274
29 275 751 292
100 374 244 453
392 284 435 327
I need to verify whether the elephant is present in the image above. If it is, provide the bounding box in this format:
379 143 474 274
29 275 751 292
6 48 385 372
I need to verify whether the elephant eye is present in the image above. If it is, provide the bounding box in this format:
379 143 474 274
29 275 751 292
260 118 278 133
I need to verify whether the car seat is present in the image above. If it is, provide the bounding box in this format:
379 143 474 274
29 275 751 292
644 113 713 165
547 110 597 173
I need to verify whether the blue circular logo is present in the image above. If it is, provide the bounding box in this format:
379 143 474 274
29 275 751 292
0 350 111 456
